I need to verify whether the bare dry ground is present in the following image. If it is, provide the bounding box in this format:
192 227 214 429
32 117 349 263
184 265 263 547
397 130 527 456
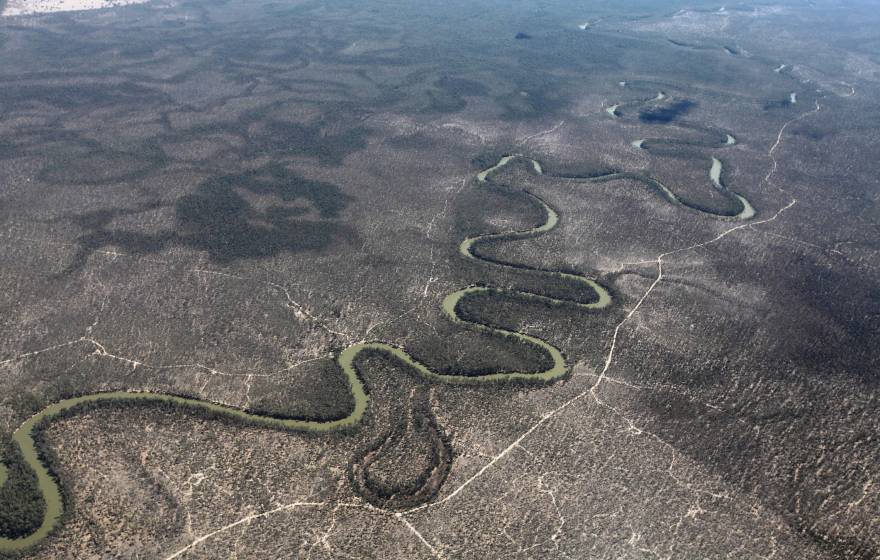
0 0 877 558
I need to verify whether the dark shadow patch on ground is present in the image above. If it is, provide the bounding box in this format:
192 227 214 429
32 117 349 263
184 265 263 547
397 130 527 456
434 76 489 97
0 82 166 112
423 76 490 114
245 120 370 166
384 133 438 150
426 89 467 114
763 98 794 111
59 166 357 273
639 99 696 123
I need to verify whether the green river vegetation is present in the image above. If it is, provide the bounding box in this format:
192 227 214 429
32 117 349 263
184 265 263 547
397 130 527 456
0 152 612 553
614 84 753 220
0 83 755 552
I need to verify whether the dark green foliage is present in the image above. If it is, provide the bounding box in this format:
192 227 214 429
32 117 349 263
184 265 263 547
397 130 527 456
426 89 467 114
383 132 438 150
497 269 603 305
457 285 586 326
174 166 355 261
59 165 356 272
349 388 452 510
0 83 164 112
39 395 347 435
408 330 556 379
455 292 559 376
498 84 568 119
0 443 45 540
424 76 490 114
244 120 369 166
248 360 355 422
434 76 489 97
